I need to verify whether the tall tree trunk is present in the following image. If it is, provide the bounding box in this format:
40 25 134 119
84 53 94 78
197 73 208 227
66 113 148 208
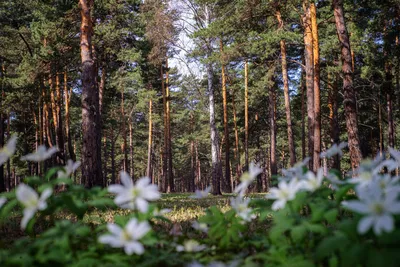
49 71 58 149
303 0 315 170
56 72 65 164
166 59 174 192
244 60 249 171
161 65 168 191
276 9 296 166
386 62 395 148
121 88 128 172
190 113 195 192
311 2 321 171
270 77 277 176
129 118 134 179
0 65 4 192
328 72 341 170
232 90 241 188
103 135 108 186
207 59 222 195
301 62 306 160
64 71 76 161
333 0 362 170
6 113 11 188
146 98 153 182
80 0 102 187
220 40 232 192
111 127 116 184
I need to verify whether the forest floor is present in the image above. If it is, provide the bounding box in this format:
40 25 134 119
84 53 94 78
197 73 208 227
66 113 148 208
0 193 269 243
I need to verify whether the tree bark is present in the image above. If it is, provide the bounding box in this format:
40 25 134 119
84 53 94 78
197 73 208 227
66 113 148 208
270 77 277 176
333 0 362 170
303 0 314 170
0 65 4 192
129 118 134 179
146 98 153 182
161 65 168 191
232 90 241 188
166 59 174 192
121 88 128 172
328 72 341 170
301 60 306 160
244 60 249 171
80 0 102 187
207 59 222 195
311 2 321 171
64 71 76 162
276 9 296 166
220 40 232 193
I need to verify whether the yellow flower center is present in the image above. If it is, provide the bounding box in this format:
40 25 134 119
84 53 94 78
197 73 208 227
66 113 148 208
371 203 384 215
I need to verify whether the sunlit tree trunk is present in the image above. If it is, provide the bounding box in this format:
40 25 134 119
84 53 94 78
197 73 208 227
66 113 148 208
232 90 241 188
311 2 321 171
276 9 296 166
146 98 153 182
301 62 306 160
64 71 76 162
220 40 232 192
303 0 314 170
333 0 362 170
80 0 102 187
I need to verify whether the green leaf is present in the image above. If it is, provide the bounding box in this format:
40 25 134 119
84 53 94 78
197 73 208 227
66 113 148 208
335 184 354 203
305 222 327 234
315 232 349 260
310 203 326 222
324 209 338 224
291 224 307 242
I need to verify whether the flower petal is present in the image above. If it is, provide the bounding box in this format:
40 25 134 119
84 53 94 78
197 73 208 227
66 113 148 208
124 241 144 255
107 223 123 236
374 214 394 235
342 201 369 214
16 184 38 206
357 216 374 234
21 208 36 230
120 171 133 188
99 234 124 248
131 221 150 240
136 198 148 213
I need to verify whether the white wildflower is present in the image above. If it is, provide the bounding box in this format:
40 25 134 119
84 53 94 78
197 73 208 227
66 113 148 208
152 207 171 217
266 179 301 210
192 221 208 233
16 184 52 229
20 145 58 162
57 159 81 178
176 239 206 252
230 196 256 222
281 157 310 181
0 197 6 209
320 142 347 158
108 171 160 212
0 135 17 166
342 184 400 235
190 186 211 199
234 163 262 196
300 169 324 192
99 218 150 255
